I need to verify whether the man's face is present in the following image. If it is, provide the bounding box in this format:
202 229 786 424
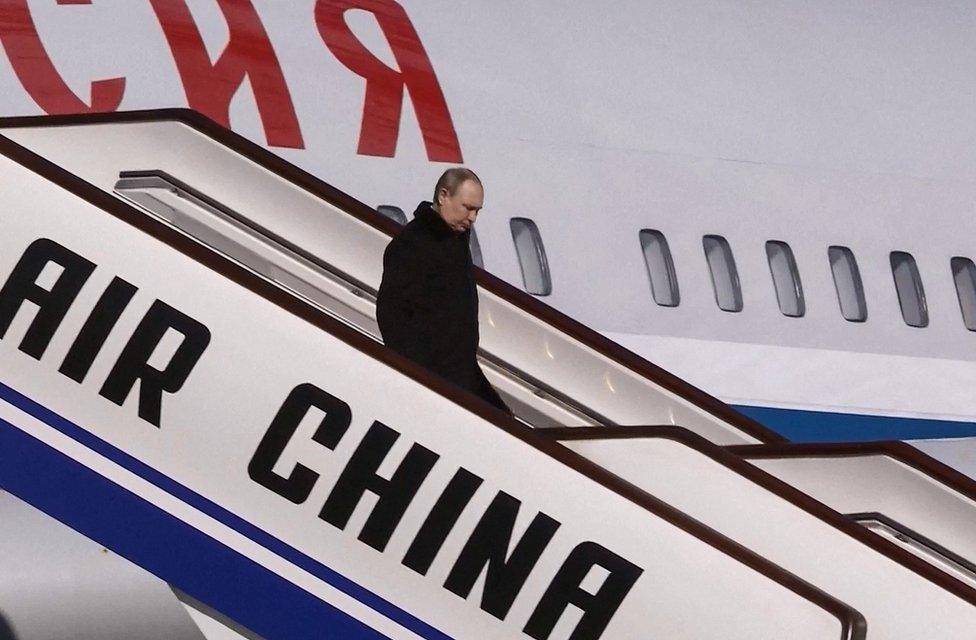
436 179 483 234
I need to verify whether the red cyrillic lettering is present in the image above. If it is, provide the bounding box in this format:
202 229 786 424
315 0 462 163
0 0 125 113
149 0 304 149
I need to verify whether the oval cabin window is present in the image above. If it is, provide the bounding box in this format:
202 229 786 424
828 246 867 322
469 227 484 269
890 251 928 328
377 205 407 226
639 229 679 307
510 218 552 296
766 240 804 317
702 235 742 312
951 257 976 331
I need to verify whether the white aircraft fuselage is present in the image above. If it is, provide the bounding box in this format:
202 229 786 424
1 0 974 451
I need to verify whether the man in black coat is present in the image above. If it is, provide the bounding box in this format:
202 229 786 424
376 168 510 412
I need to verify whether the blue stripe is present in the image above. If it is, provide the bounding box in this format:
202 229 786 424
0 416 382 640
733 404 976 442
0 380 452 640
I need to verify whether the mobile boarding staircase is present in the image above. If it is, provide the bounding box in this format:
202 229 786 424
0 111 975 640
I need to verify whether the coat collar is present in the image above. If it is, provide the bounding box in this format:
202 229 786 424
414 200 468 241
413 200 455 238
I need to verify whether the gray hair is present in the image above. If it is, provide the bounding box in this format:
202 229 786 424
433 167 482 203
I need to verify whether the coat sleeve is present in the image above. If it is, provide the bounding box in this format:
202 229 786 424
376 238 433 367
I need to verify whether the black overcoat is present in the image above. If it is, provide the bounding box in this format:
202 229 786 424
376 201 508 411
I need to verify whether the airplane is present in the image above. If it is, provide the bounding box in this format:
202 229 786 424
2 1 976 638
3 0 975 455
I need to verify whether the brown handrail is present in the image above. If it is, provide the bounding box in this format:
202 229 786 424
545 425 976 607
848 512 976 579
114 168 616 427
727 440 976 504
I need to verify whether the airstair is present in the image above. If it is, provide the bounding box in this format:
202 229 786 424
0 110 974 639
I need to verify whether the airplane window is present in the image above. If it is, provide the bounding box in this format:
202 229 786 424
469 227 484 269
377 204 407 226
766 241 805 317
828 246 867 322
510 218 552 296
951 257 976 331
890 251 928 327
639 229 679 307
702 235 742 312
